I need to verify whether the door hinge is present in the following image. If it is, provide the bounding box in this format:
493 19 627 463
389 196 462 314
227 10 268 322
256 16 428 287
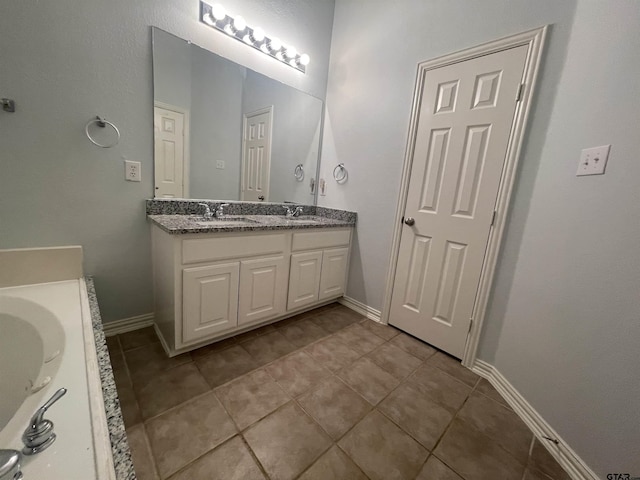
516 83 525 102
490 210 497 227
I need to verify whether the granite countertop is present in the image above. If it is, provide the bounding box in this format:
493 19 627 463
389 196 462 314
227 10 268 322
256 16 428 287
145 198 356 235
87 277 135 480
148 213 355 235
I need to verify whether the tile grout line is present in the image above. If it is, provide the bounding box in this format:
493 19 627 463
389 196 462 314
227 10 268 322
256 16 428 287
139 423 162 480
430 376 537 480
129 309 361 431
118 309 405 479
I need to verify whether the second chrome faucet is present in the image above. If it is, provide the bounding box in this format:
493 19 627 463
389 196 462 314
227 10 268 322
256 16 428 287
283 205 304 218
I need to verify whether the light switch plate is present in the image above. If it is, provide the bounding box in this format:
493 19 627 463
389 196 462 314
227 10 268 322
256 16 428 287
576 145 610 176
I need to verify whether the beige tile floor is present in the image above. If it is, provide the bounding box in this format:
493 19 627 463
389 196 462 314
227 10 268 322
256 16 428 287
106 303 570 480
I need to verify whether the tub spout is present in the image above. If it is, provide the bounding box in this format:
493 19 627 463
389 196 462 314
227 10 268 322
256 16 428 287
22 388 67 456
0 449 22 480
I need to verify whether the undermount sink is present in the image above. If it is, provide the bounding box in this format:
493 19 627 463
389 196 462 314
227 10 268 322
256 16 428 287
195 216 257 226
280 216 322 223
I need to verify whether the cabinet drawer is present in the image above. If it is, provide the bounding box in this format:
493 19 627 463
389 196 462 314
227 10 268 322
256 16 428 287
291 228 351 252
182 233 287 265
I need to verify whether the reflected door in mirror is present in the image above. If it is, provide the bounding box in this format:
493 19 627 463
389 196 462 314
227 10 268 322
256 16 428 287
242 107 272 202
154 104 187 198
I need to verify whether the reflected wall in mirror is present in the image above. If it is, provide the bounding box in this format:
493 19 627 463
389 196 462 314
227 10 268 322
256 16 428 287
152 27 323 204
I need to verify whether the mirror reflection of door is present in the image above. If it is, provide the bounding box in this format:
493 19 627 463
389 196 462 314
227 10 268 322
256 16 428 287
241 106 273 202
154 102 189 198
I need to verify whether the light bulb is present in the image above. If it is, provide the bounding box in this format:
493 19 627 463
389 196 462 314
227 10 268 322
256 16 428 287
211 4 226 20
269 37 282 51
233 15 246 32
285 46 297 59
223 23 235 35
299 53 310 66
243 33 252 44
203 12 215 26
252 27 265 42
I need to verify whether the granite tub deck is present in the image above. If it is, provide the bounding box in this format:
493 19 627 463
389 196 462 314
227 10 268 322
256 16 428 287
146 199 356 235
87 277 135 480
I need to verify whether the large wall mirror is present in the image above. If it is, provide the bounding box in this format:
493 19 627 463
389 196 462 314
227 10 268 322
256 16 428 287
152 27 323 203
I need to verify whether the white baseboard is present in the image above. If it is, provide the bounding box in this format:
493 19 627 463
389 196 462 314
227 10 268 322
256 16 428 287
103 313 154 337
472 360 598 480
338 296 382 323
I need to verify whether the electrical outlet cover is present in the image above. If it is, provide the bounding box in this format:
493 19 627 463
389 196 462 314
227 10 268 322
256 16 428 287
125 160 141 182
576 145 610 176
216 160 225 169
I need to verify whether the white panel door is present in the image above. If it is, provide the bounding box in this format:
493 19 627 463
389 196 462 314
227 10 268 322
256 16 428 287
241 107 273 202
154 106 186 198
389 46 528 358
238 255 288 326
183 262 239 343
319 247 349 301
287 251 322 311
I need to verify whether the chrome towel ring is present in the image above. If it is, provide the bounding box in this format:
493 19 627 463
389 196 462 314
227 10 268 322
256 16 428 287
85 116 120 148
333 163 348 183
294 164 304 181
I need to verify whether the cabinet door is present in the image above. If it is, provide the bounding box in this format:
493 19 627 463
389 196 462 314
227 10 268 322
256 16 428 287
239 255 287 326
319 247 349 301
287 251 323 311
183 262 239 343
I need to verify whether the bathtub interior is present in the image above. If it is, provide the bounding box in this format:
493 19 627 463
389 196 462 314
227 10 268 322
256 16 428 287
0 296 65 433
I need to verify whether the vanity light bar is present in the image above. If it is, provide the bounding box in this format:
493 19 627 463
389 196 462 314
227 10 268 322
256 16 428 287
199 1 310 73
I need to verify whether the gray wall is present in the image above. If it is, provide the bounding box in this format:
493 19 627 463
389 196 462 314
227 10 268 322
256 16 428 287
189 46 244 199
242 72 322 203
319 0 577 311
0 0 335 322
487 1 640 476
153 30 192 111
154 30 244 200
320 0 639 476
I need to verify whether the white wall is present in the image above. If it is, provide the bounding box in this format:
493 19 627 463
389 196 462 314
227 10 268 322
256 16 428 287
0 0 335 322
487 1 640 476
319 0 577 311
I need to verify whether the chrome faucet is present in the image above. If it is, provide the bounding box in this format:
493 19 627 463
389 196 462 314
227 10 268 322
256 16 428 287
0 450 22 480
284 206 304 218
22 388 67 456
215 203 230 218
198 203 214 220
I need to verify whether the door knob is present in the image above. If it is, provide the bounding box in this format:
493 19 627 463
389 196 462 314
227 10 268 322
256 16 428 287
404 217 415 226
258 196 265 201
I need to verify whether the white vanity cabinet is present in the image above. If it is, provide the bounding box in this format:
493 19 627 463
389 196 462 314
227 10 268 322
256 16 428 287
287 229 351 310
151 224 352 356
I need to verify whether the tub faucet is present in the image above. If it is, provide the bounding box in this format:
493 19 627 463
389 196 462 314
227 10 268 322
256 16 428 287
0 450 22 480
22 388 67 456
